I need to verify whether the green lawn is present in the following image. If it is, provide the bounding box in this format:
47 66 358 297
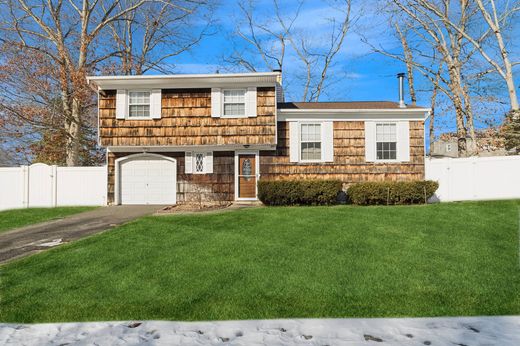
0 207 96 234
1 200 519 323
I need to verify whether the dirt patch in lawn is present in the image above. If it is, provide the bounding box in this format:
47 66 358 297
157 202 234 214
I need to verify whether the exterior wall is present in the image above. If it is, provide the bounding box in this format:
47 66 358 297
107 151 234 204
431 140 459 158
260 121 425 184
99 87 276 147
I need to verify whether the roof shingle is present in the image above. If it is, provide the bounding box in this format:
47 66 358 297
277 101 427 110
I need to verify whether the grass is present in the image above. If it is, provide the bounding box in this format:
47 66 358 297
0 207 96 234
0 200 519 323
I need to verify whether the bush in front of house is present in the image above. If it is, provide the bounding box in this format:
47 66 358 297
347 180 439 205
258 180 342 206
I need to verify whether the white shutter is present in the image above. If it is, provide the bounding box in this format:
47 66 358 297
397 121 410 162
205 152 213 173
116 89 127 119
289 121 299 162
246 87 257 117
365 121 376 162
185 152 193 174
321 121 334 162
150 89 162 119
211 88 222 117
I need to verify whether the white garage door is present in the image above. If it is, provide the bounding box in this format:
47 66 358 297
120 156 176 205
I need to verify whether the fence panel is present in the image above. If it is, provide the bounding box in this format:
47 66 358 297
0 164 107 211
28 163 54 207
56 167 107 206
426 156 520 202
0 167 25 210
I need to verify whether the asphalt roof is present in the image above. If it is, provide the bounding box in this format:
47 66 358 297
277 101 427 110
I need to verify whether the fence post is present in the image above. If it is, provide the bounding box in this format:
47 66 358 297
471 157 477 200
52 165 58 207
21 165 29 208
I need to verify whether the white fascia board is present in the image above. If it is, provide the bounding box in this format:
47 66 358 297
87 72 279 89
278 108 431 121
107 144 277 152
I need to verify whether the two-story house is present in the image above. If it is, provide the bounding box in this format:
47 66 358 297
87 71 429 205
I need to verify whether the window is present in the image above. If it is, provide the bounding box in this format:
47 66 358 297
128 91 150 118
300 123 322 161
376 123 397 160
187 151 212 174
195 153 205 173
446 143 452 152
223 89 246 117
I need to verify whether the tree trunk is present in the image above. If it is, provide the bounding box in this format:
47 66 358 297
395 23 417 105
462 84 476 155
454 102 467 156
429 84 439 155
65 97 82 166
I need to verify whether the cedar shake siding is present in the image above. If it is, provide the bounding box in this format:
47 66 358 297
107 151 234 204
260 121 425 183
99 87 276 147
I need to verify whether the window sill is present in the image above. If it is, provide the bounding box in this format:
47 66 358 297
221 115 251 119
373 160 402 163
124 117 153 120
298 160 327 164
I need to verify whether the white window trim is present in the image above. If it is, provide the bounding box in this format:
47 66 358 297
299 122 324 163
375 122 399 162
186 151 213 174
222 88 247 118
127 90 152 120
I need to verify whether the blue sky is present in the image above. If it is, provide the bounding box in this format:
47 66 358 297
165 0 519 137
172 1 407 102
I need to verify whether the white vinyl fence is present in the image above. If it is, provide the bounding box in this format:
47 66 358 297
425 155 520 202
0 163 107 211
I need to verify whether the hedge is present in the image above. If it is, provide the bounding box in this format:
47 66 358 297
258 180 342 206
347 180 439 205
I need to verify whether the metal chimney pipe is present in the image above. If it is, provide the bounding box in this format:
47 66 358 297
397 73 406 108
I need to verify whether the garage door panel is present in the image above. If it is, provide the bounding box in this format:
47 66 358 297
120 156 176 205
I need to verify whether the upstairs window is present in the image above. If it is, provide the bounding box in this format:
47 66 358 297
223 89 246 117
128 91 150 118
376 123 397 160
300 123 322 161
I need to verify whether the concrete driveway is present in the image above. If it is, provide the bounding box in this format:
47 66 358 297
0 205 163 264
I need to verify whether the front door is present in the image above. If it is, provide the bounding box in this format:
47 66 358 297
238 154 256 198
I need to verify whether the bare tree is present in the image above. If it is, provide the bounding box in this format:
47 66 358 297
0 0 212 165
225 0 302 75
429 63 443 154
416 0 519 113
107 0 214 75
394 23 417 105
381 0 483 156
226 0 355 101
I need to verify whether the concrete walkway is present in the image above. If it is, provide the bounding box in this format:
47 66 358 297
0 205 163 264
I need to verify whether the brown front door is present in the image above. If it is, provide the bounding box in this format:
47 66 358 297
238 154 256 198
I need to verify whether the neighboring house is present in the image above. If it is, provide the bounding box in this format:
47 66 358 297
431 129 507 158
431 139 466 158
87 72 430 205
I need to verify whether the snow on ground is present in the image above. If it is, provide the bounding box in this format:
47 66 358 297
1 316 519 345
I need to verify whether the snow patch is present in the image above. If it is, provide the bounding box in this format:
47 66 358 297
37 239 63 247
0 316 519 345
